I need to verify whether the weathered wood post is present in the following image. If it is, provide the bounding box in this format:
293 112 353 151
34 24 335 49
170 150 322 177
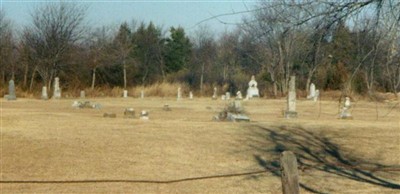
280 151 300 194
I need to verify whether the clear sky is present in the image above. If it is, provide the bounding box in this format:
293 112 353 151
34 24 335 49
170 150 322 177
1 0 258 35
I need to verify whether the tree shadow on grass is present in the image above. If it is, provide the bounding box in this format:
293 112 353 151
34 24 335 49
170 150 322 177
248 125 400 193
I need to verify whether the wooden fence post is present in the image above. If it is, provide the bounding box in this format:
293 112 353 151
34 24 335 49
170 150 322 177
280 151 300 194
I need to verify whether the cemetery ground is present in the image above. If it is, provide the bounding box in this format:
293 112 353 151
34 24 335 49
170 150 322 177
1 97 399 193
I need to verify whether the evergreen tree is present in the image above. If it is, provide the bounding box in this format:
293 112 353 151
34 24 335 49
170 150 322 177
164 27 192 73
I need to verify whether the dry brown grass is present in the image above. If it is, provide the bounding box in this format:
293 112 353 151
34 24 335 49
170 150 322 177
1 96 399 193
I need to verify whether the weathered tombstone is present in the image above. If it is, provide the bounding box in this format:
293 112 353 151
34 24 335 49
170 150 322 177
177 87 182 100
226 92 231 100
246 75 260 99
280 151 300 194
41 86 48 100
221 95 226 100
314 90 320 102
140 90 144 99
307 83 316 100
236 91 243 100
6 80 16 100
140 110 149 120
53 77 61 99
123 90 128 98
213 100 250 122
103 113 116 118
124 108 135 118
212 87 218 100
284 76 298 118
339 97 353 119
189 91 193 100
163 104 171 111
80 90 85 99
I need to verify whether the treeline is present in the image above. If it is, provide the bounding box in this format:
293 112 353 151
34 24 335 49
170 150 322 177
1 1 399 97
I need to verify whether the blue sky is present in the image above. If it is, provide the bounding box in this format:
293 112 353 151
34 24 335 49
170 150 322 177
1 0 258 35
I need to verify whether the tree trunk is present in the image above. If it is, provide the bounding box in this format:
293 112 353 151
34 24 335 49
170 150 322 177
29 66 38 92
200 63 205 95
123 61 127 89
23 63 29 89
91 67 96 90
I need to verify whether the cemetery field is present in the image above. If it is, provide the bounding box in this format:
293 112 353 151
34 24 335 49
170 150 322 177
1 97 399 193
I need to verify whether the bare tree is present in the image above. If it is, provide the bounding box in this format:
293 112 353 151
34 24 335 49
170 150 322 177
23 2 86 91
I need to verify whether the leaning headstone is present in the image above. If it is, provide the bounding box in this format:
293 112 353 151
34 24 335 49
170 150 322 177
284 76 297 118
140 110 149 120
177 87 182 100
140 90 144 99
53 77 61 99
226 92 231 100
41 86 48 100
212 87 218 100
246 75 260 99
189 91 193 100
123 90 128 98
339 97 353 119
103 113 116 118
236 91 243 100
124 108 135 118
6 80 16 100
80 90 85 99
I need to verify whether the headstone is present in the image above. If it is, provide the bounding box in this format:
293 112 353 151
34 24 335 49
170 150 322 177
41 86 48 100
163 104 171 111
177 87 182 100
340 97 353 119
284 76 297 118
314 90 320 102
53 77 61 99
123 90 128 98
140 90 144 99
103 113 116 118
6 80 16 100
307 83 316 100
280 151 300 194
236 91 243 100
221 95 226 100
124 108 135 118
213 100 250 122
246 75 260 99
225 92 231 100
189 91 193 100
80 90 85 99
212 87 218 100
140 110 149 120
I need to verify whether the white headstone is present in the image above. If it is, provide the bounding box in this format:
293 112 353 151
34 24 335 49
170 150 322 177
284 76 297 118
140 110 149 120
41 86 48 100
212 87 217 100
314 90 319 102
189 91 193 100
140 90 144 99
177 87 182 100
236 91 243 99
123 90 128 98
53 77 61 99
80 90 85 99
221 95 226 100
308 83 316 100
340 97 353 119
7 80 16 100
246 75 259 99
226 92 231 100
